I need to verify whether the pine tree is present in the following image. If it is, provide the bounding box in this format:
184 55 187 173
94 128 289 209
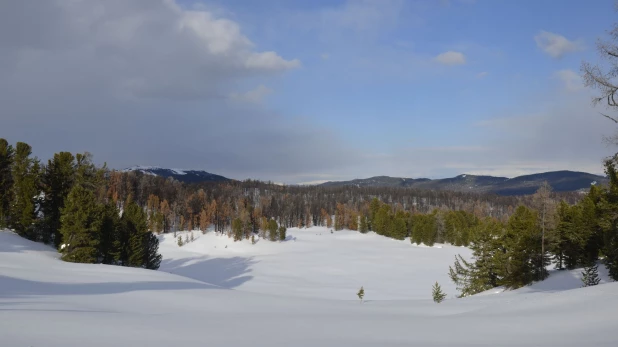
278 225 287 241
359 215 369 233
10 142 40 240
357 286 364 303
122 200 149 268
552 201 585 270
232 218 243 241
432 282 447 303
97 202 121 265
190 232 194 242
251 234 256 244
59 185 100 263
178 235 184 247
268 219 278 241
449 219 504 297
40 151 76 246
0 138 14 229
597 156 618 280
143 232 162 270
501 206 546 288
581 263 601 287
392 211 408 240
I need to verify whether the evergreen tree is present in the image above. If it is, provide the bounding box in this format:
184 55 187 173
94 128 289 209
596 156 618 280
178 235 184 247
581 263 601 287
143 232 162 270
59 185 99 263
40 152 76 246
0 139 14 228
579 192 602 265
268 219 278 241
357 286 364 303
502 206 547 288
432 282 447 303
122 200 149 268
232 218 243 241
97 202 120 265
391 210 408 240
359 215 369 233
552 201 585 270
10 142 40 240
449 219 504 297
278 225 287 241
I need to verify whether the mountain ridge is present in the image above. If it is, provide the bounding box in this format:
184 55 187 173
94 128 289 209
123 166 607 195
320 170 607 195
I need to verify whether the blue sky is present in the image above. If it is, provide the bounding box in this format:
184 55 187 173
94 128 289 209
2 0 617 183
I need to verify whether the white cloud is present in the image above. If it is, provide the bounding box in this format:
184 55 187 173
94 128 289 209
435 51 466 66
476 71 488 78
534 31 584 58
554 69 583 91
229 85 273 103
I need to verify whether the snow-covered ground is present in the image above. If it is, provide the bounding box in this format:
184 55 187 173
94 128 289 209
160 227 471 300
1 227 617 346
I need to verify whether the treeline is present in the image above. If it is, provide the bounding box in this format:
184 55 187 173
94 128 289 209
448 157 618 296
0 138 601 279
0 139 161 269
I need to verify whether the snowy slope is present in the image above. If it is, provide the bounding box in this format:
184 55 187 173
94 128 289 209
1 229 618 346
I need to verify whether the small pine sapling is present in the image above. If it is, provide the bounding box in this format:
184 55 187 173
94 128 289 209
581 263 601 287
432 282 447 303
251 234 256 245
357 286 365 303
185 234 189 244
177 236 183 247
190 232 194 242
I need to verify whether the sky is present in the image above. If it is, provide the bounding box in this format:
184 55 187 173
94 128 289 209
1 0 618 184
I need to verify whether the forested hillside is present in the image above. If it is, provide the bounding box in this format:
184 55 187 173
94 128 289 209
2 137 618 292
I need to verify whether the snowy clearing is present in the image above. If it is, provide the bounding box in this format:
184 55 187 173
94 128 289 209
1 228 617 346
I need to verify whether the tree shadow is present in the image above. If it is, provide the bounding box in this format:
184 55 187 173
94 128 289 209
0 275 216 299
160 256 257 289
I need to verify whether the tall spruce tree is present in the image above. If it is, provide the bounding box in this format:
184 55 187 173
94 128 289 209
9 142 40 240
268 219 278 241
59 185 100 263
97 202 121 265
501 206 546 288
449 219 504 297
122 200 149 268
552 201 585 270
41 152 76 246
0 139 14 228
597 156 618 280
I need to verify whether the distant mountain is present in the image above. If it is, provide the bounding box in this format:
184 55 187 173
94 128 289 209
123 166 231 184
320 170 607 195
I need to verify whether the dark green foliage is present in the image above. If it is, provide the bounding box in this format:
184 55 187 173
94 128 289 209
391 210 408 240
359 214 369 233
122 200 149 268
581 263 601 287
10 142 40 240
596 156 618 280
449 219 504 297
97 202 121 265
411 212 437 246
232 218 243 241
552 201 586 270
41 152 76 246
59 185 99 263
432 282 446 303
268 219 278 241
372 204 390 236
444 210 479 246
144 232 162 270
278 225 287 241
0 139 14 228
502 206 548 288
178 235 184 247
357 286 364 302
